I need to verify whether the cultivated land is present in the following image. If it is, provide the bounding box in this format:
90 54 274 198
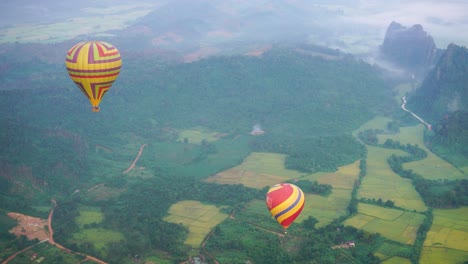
358 146 427 212
344 203 425 244
430 207 468 251
378 125 465 180
205 152 304 189
163 200 228 248
298 161 361 227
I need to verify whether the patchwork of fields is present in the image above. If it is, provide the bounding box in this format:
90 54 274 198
426 207 468 251
378 125 465 180
358 146 427 212
344 203 425 244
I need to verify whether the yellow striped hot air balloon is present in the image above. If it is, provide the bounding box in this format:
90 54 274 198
65 41 122 112
266 183 305 232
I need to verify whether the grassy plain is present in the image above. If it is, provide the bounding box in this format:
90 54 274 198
378 125 465 180
358 146 427 212
344 203 425 244
163 200 228 248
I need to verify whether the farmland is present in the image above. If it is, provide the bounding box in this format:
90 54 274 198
205 152 305 189
344 203 425 244
358 146 427 212
163 200 228 248
428 207 468 251
378 125 465 180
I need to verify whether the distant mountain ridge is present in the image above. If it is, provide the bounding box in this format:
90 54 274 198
380 21 440 72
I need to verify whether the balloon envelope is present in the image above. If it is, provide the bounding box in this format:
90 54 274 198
65 41 122 112
266 183 305 229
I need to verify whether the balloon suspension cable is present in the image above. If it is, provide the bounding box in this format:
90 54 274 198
92 106 100 112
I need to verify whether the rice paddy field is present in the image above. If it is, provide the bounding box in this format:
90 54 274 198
163 200 228 248
378 125 465 180
419 247 468 264
204 152 305 189
343 203 425 244
358 146 427 212
375 241 412 263
427 207 468 251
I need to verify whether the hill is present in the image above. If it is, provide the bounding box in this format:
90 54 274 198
407 43 468 168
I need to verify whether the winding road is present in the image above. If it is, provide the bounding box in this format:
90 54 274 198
401 96 432 130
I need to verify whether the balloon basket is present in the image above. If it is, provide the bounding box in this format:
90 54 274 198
92 107 100 112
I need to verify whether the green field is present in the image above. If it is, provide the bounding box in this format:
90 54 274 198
378 125 465 180
358 146 427 212
76 206 104 228
375 241 412 263
177 127 224 144
344 203 425 244
72 228 124 254
163 200 228 248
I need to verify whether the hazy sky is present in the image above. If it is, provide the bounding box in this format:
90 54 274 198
0 0 466 52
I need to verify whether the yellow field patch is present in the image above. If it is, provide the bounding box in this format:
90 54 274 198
378 125 465 180
316 160 360 189
297 188 353 227
424 207 468 252
344 203 425 244
163 200 228 248
358 146 427 212
205 152 304 189
420 247 468 264
358 203 403 221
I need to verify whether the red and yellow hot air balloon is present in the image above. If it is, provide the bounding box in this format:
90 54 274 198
65 41 122 112
266 183 305 232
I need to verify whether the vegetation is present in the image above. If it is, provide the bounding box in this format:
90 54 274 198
0 41 466 263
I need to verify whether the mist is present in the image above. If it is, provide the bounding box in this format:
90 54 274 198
1 0 467 55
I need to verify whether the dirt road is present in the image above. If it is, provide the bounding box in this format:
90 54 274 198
123 144 147 174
